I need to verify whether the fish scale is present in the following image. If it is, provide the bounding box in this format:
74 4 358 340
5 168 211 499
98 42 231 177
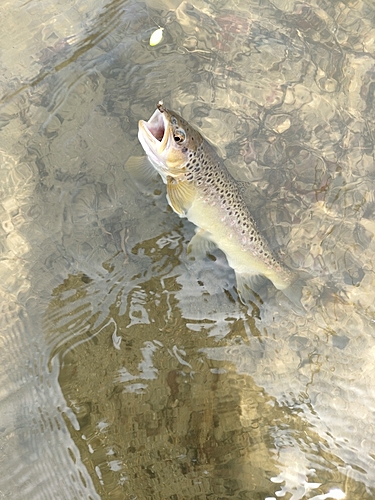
184 140 293 282
138 102 302 307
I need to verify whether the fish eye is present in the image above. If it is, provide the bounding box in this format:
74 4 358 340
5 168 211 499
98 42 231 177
173 128 186 143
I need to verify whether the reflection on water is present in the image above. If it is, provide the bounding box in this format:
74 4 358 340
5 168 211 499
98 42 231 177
1 0 375 498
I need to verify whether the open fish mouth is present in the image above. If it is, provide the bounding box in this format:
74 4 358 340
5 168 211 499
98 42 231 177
138 101 171 158
144 108 165 141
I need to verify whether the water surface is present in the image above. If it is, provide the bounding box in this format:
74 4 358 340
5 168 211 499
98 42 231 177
1 0 375 498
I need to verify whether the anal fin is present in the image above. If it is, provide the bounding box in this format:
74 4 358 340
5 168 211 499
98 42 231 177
235 272 266 305
236 270 308 315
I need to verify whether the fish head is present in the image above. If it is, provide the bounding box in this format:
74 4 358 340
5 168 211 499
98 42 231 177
138 101 203 180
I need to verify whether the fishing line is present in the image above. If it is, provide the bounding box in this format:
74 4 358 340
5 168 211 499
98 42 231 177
143 1 169 46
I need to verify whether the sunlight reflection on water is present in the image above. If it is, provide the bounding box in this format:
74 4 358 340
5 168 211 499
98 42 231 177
1 0 375 498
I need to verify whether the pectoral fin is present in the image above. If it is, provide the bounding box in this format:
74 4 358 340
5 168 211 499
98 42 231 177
187 228 217 260
166 176 196 217
125 156 160 194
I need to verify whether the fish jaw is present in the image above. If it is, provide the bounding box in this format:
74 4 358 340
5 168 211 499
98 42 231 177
138 107 172 180
138 103 191 181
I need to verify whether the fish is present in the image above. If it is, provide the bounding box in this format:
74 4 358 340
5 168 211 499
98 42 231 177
137 101 303 308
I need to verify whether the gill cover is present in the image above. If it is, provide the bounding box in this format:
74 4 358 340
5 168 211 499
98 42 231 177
137 102 201 215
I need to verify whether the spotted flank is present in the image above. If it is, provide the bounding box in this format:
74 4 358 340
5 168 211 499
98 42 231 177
137 102 303 308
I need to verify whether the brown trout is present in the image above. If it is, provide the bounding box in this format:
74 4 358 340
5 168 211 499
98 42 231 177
138 101 301 305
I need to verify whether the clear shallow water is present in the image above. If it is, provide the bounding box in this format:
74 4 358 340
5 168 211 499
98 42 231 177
1 0 375 498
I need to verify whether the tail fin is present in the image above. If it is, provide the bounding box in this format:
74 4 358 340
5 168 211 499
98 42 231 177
281 277 306 314
280 270 316 314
